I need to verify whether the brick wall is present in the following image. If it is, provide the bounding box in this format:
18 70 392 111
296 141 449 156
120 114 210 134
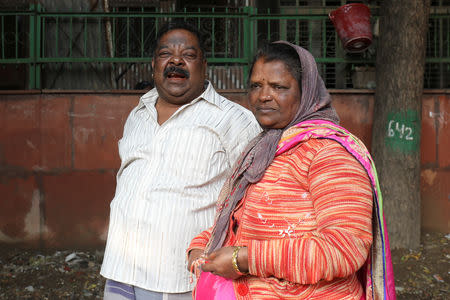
0 89 448 248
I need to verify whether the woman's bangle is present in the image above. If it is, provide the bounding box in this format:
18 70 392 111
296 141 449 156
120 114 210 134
231 246 248 276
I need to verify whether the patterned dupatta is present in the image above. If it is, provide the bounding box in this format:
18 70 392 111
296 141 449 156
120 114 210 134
276 120 396 300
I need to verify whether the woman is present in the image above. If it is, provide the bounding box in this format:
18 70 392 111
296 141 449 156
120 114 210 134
187 41 395 299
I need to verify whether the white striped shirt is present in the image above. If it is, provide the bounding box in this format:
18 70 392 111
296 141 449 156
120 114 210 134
100 82 261 293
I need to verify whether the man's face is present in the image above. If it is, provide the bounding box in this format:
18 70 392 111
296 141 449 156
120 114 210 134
152 29 207 107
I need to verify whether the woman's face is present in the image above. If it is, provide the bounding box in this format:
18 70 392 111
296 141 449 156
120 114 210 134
248 58 301 129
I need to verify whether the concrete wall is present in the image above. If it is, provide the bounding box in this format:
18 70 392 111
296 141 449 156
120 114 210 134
0 89 448 249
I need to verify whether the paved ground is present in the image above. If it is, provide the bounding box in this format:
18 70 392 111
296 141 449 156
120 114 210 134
0 230 448 299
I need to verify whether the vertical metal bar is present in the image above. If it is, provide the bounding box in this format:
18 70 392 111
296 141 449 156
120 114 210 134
112 11 115 57
29 4 36 89
431 18 436 87
212 7 215 57
278 9 287 41
295 19 299 45
447 17 449 59
198 7 200 31
141 6 144 57
243 6 254 82
308 17 313 52
225 8 228 58
439 16 443 88
42 16 47 58
84 17 87 57
127 8 130 57
324 16 331 85
433 18 437 58
55 17 59 57
251 7 256 75
323 18 326 57
238 14 241 58
1 16 4 59
98 17 101 57
16 15 19 58
110 7 116 87
35 5 41 88
69 15 73 57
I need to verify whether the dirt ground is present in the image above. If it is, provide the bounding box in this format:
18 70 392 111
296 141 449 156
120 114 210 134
0 230 448 299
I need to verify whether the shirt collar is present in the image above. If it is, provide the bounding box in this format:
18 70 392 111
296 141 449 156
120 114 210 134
138 80 223 110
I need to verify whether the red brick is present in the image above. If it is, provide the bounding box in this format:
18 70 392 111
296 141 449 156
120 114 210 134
421 169 450 232
0 95 40 169
42 171 116 247
332 94 374 149
40 96 72 169
0 175 40 243
437 95 450 168
420 95 437 165
72 95 136 170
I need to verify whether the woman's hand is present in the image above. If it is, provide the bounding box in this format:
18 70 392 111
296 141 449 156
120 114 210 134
202 246 249 279
187 249 204 272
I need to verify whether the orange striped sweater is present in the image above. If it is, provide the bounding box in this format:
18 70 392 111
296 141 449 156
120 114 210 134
188 138 373 299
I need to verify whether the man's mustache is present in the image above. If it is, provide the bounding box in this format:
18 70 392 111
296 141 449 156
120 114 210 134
163 66 190 78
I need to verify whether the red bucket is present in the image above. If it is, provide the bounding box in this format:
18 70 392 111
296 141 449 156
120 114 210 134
329 3 372 53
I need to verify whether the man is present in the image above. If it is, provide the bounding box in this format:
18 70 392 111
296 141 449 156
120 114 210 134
100 21 261 299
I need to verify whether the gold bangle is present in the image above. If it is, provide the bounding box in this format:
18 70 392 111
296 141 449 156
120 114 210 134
231 246 248 276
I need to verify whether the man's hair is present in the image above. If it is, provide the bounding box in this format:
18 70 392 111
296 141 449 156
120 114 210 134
248 42 302 91
152 20 207 58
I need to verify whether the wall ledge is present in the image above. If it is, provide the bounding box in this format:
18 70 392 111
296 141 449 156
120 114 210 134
0 88 449 96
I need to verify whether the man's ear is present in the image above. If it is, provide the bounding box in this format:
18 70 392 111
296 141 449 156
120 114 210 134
151 58 155 70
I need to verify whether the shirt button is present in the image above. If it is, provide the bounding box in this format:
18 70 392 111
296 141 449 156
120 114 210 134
237 283 249 296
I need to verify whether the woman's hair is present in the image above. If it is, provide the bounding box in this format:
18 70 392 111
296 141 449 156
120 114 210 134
248 42 302 91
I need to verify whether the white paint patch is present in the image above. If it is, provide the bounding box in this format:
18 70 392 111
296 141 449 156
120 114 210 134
26 140 36 150
68 113 95 118
23 189 43 238
23 189 50 239
31 165 47 171
0 190 45 243
75 127 95 143
100 225 109 241
69 113 115 120
0 230 21 243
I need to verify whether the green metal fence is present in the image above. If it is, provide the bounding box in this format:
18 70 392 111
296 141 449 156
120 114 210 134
0 5 449 89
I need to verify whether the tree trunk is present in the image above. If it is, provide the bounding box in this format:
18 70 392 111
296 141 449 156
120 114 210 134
372 0 430 249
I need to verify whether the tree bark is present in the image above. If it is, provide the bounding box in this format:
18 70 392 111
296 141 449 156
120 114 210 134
372 0 430 249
